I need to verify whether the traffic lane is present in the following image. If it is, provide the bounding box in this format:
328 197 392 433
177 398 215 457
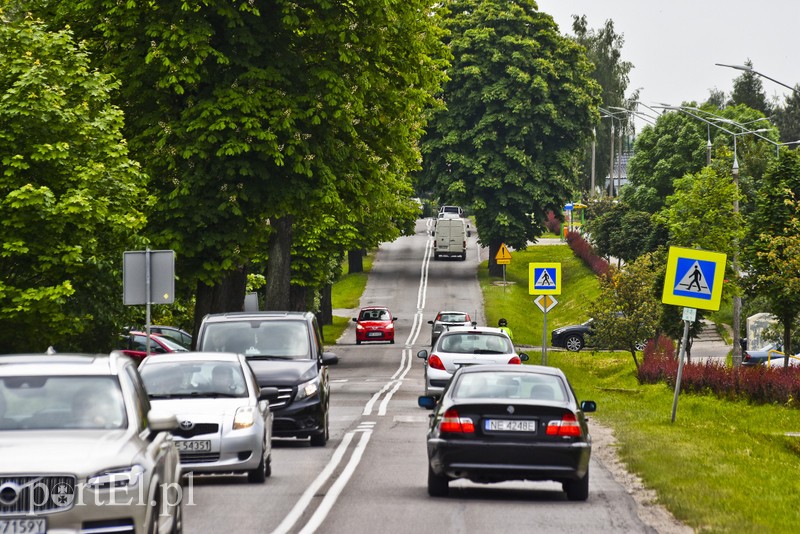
298 383 659 534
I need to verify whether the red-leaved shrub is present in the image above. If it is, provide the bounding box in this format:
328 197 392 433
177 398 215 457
565 231 609 276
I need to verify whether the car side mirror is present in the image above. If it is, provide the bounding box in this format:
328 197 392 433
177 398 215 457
417 349 428 360
580 400 597 413
352 317 358 322
518 353 529 362
148 410 179 432
418 396 437 410
322 351 339 366
427 320 434 325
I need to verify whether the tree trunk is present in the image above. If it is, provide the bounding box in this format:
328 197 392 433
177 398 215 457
191 267 248 348
487 240 503 277
264 215 294 310
348 249 364 273
319 283 333 326
288 284 307 312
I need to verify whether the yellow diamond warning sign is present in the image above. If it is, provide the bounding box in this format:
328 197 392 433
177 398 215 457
495 243 512 265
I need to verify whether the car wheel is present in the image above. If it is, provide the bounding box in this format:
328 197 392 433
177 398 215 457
310 409 329 447
635 339 647 351
564 470 589 501
565 335 584 352
390 338 395 344
356 339 361 345
433 253 439 260
427 464 449 497
247 441 268 483
147 499 160 534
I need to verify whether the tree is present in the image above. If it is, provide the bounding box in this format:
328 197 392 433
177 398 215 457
622 110 706 213
418 0 601 276
569 16 633 194
584 201 664 264
774 86 800 146
0 13 148 351
744 150 800 364
44 0 448 333
728 59 772 116
587 254 661 369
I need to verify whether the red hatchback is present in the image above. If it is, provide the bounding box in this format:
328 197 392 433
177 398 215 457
117 331 188 362
353 307 396 345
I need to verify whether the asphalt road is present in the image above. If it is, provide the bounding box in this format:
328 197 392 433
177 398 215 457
181 219 662 534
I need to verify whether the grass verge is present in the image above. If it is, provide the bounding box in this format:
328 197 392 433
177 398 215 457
322 253 374 343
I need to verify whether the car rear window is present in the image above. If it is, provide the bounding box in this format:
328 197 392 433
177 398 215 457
438 333 512 354
440 313 467 323
453 372 567 401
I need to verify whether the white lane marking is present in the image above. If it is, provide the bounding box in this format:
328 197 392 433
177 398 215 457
298 430 373 534
270 431 356 534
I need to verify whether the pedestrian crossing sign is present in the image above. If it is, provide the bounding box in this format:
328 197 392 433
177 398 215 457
662 246 727 311
529 263 561 295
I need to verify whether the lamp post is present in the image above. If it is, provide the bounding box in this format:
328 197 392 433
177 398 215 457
716 63 800 96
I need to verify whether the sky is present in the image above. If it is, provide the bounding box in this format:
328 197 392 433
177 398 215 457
536 0 799 128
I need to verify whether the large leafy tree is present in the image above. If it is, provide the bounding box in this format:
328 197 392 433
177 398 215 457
0 12 148 351
41 0 447 332
418 0 601 275
744 150 800 363
585 201 664 265
569 15 633 194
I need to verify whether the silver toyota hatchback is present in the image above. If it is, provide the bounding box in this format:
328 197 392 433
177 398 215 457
138 352 275 483
0 352 182 534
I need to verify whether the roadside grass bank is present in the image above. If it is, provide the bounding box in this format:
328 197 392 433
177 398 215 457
554 350 800 533
323 254 373 343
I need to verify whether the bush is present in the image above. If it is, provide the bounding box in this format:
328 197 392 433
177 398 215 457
565 231 609 276
638 336 800 407
545 211 562 234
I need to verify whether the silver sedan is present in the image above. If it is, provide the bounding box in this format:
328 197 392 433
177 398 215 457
138 352 275 483
417 325 528 397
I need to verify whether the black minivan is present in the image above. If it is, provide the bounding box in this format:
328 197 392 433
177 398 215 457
195 311 338 446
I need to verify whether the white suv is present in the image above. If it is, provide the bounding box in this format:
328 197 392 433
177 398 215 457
0 352 182 533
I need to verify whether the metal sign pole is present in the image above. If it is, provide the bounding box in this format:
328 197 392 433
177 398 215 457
671 308 696 422
145 248 152 357
502 264 506 293
542 306 548 366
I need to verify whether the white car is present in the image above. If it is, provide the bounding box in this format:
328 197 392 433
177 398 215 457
138 352 275 483
417 325 529 397
0 352 182 534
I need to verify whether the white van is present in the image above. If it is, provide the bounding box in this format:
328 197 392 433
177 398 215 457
433 217 468 260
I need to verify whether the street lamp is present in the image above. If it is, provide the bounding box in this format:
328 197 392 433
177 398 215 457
716 63 800 96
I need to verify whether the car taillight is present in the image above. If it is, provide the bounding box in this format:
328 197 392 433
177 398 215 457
508 356 521 364
439 408 474 434
429 354 446 370
743 352 751 361
546 413 582 437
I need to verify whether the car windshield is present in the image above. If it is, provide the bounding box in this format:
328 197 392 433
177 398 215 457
202 320 311 359
156 336 190 352
438 333 512 354
0 376 127 430
360 309 389 321
140 361 248 398
452 372 567 401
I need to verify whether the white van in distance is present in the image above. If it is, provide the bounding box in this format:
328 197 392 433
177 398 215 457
433 217 468 260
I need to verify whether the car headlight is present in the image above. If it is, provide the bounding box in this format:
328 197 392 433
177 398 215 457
295 377 319 401
234 406 257 430
87 465 144 490
386 323 394 330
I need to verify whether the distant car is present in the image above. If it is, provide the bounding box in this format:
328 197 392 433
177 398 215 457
417 325 528 397
428 311 472 346
353 306 396 345
418 364 596 500
438 205 464 217
741 342 784 366
138 351 275 483
0 352 182 533
195 311 337 446
550 318 646 352
149 325 193 349
118 331 189 362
